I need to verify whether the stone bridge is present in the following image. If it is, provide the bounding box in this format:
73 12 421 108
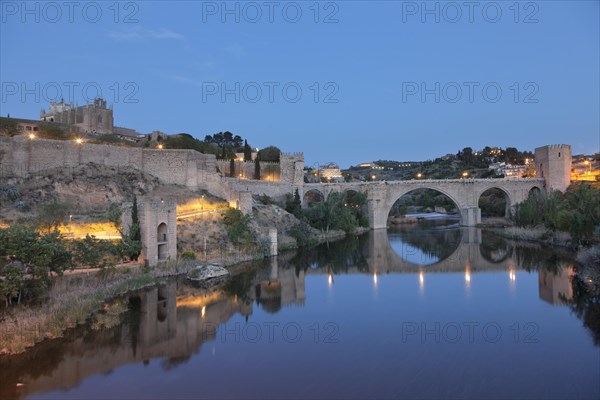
303 178 545 228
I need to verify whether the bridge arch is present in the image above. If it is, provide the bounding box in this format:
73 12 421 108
303 188 325 206
385 186 463 225
478 187 511 218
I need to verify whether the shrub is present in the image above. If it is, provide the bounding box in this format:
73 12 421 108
222 208 252 244
289 222 315 247
180 250 196 260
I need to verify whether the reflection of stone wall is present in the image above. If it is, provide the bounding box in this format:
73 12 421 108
539 267 574 305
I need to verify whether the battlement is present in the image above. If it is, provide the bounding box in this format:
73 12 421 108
281 152 304 159
546 144 571 150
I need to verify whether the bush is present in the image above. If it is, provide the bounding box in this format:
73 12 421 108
289 222 315 247
222 208 252 244
258 194 273 205
180 250 196 260
513 183 600 245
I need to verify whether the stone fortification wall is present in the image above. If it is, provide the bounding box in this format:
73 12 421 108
0 136 218 190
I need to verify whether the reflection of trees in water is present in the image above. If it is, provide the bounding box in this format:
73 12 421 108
480 231 513 263
569 275 600 346
388 222 462 265
223 267 259 303
288 234 369 273
514 244 573 273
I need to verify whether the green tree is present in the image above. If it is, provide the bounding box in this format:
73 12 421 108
257 146 281 162
254 159 261 180
124 196 142 261
285 189 302 217
230 158 236 178
222 208 252 244
72 234 111 268
38 202 70 232
243 139 252 161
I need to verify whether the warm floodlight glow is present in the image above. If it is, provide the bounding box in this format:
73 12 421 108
28 133 36 140
462 171 469 177
417 172 422 178
201 306 206 318
157 143 164 149
75 138 83 144
328 274 333 287
373 273 378 286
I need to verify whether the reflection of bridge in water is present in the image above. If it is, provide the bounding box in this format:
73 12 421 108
5 229 575 400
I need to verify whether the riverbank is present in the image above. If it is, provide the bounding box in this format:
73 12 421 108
0 224 367 355
488 225 573 247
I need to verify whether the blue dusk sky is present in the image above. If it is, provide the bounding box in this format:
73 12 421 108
1 0 598 167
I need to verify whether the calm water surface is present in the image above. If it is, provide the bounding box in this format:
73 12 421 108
1 222 599 399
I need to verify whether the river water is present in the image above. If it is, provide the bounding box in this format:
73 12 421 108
1 222 599 399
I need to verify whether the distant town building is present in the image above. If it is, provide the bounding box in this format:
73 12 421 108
357 162 385 170
488 162 531 178
571 155 599 182
40 97 114 135
319 162 344 181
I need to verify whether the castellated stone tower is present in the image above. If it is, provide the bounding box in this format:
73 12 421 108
279 152 305 186
534 144 572 192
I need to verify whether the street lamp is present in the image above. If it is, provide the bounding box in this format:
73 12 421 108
75 138 83 144
28 133 36 140
371 175 376 181
462 171 469 178
416 172 422 179
157 143 164 149
584 160 592 174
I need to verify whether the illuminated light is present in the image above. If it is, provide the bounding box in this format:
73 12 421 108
462 171 469 177
373 273 378 285
419 272 424 285
75 138 83 144
28 133 36 140
157 143 164 149
465 269 471 285
201 306 206 318
372 175 376 180
417 172 422 178
328 274 333 287
509 271 516 282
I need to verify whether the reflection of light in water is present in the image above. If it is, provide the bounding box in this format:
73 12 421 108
465 268 471 289
373 273 378 286
201 306 206 318
509 270 516 283
419 271 424 295
328 274 333 287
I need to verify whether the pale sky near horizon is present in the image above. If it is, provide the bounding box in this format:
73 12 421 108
1 1 598 167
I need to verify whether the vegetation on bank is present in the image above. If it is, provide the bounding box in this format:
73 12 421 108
511 183 600 246
0 197 144 307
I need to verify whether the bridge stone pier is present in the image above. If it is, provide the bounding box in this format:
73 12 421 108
303 178 545 228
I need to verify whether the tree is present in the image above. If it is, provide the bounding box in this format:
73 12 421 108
230 158 235 178
72 234 111 269
204 131 244 158
285 189 302 217
37 202 70 232
0 224 72 305
254 159 261 180
257 146 281 162
125 196 142 261
243 139 252 161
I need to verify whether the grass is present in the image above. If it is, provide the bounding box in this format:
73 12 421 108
0 253 259 355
